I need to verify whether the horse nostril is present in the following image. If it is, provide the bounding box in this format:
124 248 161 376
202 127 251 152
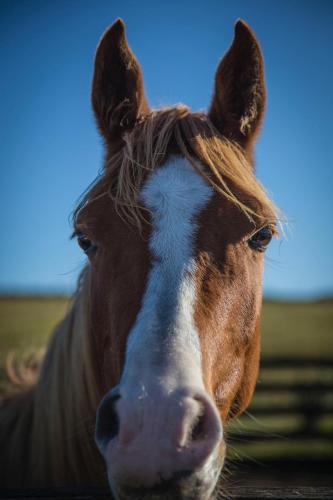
95 389 120 454
185 393 223 450
190 407 206 442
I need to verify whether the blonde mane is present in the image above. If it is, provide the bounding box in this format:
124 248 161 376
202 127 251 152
0 270 106 487
75 105 278 230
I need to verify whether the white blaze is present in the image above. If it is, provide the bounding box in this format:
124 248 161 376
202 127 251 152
120 156 213 393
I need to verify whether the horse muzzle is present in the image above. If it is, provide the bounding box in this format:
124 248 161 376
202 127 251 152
95 385 224 499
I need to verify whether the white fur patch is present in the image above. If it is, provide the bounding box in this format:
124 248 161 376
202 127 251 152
120 156 213 394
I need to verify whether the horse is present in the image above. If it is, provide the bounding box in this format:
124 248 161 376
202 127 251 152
0 18 278 500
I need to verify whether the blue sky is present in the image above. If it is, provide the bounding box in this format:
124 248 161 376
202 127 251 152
0 0 332 298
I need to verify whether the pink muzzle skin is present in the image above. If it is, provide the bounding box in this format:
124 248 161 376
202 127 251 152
95 385 224 499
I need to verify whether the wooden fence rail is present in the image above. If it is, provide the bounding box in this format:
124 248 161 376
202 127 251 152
229 356 333 449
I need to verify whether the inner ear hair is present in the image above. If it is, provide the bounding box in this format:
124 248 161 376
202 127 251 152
91 19 149 143
208 20 266 155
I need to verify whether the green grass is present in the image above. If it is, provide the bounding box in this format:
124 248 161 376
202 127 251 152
0 297 332 363
0 296 332 460
261 300 333 358
0 296 69 366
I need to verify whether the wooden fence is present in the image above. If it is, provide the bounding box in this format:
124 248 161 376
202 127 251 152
229 357 333 449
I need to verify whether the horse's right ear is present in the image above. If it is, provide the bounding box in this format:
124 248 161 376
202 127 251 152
91 19 149 142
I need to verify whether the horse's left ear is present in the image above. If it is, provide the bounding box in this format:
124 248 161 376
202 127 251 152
92 19 149 143
208 20 266 154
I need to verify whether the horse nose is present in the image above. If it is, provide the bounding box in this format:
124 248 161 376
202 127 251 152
95 387 223 489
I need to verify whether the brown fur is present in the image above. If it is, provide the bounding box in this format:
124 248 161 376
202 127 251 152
0 19 278 491
194 192 265 421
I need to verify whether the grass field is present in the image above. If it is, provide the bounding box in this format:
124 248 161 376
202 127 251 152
1 297 332 362
0 296 70 367
0 296 332 461
260 300 333 358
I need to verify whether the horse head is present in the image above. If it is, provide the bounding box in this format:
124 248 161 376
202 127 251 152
73 19 277 500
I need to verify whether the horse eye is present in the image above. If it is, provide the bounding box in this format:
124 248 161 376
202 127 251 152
248 226 274 252
77 234 97 254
